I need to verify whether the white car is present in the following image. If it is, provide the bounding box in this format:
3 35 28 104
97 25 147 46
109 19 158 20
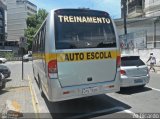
23 54 32 61
0 58 7 63
0 73 6 90
120 55 150 88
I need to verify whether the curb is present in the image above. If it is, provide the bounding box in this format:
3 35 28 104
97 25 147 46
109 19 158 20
2 100 23 118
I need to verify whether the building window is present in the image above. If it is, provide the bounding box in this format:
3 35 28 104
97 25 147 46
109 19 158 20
0 20 2 26
27 6 37 13
27 12 32 16
0 28 3 34
0 12 3 18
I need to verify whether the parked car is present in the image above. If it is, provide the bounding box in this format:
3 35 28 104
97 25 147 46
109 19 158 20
120 54 150 88
23 54 32 62
0 73 6 90
0 57 7 63
0 65 11 78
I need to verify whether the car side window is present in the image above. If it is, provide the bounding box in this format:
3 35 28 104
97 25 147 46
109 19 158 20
28 54 32 57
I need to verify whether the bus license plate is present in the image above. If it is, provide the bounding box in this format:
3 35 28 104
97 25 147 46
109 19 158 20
134 79 143 83
82 87 99 95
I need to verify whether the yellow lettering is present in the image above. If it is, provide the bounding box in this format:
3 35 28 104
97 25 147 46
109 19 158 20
102 17 106 23
69 16 74 22
74 16 77 22
64 16 69 22
97 17 102 23
93 17 97 23
106 18 111 24
57 15 111 24
86 17 93 23
58 15 63 22
82 16 87 23
76 16 82 22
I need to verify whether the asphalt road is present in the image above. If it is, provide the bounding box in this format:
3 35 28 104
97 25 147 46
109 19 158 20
3 61 160 118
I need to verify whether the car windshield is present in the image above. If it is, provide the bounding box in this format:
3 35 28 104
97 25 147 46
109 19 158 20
121 56 145 66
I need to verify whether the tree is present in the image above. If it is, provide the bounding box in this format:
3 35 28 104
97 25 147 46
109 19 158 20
37 9 48 23
26 15 37 28
25 9 48 50
24 27 36 50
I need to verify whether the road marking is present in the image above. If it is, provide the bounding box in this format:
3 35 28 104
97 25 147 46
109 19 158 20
118 107 144 119
146 86 160 92
71 106 136 119
28 75 40 119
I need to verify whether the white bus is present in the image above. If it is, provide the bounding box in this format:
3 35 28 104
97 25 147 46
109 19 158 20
32 9 120 102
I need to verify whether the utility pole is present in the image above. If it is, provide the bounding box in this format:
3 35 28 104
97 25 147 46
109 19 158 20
19 36 27 80
122 0 127 35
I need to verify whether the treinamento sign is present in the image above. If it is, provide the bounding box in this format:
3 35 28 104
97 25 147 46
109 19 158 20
57 15 111 24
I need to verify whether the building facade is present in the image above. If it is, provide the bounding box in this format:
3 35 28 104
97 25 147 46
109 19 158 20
115 16 160 49
121 0 160 18
144 0 160 17
0 0 6 48
121 0 144 18
119 0 160 50
5 0 37 51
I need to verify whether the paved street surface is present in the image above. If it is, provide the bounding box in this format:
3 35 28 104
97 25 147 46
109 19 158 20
0 61 36 118
0 61 160 118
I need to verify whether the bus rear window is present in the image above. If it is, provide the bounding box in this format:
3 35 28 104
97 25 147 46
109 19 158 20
121 56 145 66
54 9 116 49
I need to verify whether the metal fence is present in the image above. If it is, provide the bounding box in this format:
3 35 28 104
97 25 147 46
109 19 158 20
7 57 22 61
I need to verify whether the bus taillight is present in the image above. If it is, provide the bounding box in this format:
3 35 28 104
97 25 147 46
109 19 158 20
48 60 58 79
117 56 121 68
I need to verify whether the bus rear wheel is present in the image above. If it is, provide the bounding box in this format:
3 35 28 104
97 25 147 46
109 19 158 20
38 76 45 97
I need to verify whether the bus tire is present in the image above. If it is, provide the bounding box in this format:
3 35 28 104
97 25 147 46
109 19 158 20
32 67 37 81
40 84 45 97
38 76 45 97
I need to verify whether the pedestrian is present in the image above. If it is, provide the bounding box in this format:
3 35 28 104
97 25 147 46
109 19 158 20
146 53 156 72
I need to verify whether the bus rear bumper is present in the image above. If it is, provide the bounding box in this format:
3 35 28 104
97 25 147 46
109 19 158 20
48 74 120 102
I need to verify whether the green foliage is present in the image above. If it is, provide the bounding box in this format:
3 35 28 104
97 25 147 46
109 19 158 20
24 27 36 50
37 9 48 23
26 15 37 28
25 9 48 50
4 52 14 60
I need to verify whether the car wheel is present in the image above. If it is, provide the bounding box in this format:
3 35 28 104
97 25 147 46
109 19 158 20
38 75 45 97
0 60 2 63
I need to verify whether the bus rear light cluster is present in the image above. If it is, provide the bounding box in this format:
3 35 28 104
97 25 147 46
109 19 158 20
48 60 58 79
117 56 121 68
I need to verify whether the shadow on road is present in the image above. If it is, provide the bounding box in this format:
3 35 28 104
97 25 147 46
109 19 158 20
118 86 152 95
43 94 131 119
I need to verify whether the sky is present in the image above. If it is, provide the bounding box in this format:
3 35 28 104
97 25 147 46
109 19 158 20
29 0 121 18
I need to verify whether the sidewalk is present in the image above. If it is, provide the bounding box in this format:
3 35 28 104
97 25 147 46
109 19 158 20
147 65 160 74
0 77 36 118
155 66 160 74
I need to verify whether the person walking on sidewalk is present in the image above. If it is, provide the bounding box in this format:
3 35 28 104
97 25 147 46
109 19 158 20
146 53 156 72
